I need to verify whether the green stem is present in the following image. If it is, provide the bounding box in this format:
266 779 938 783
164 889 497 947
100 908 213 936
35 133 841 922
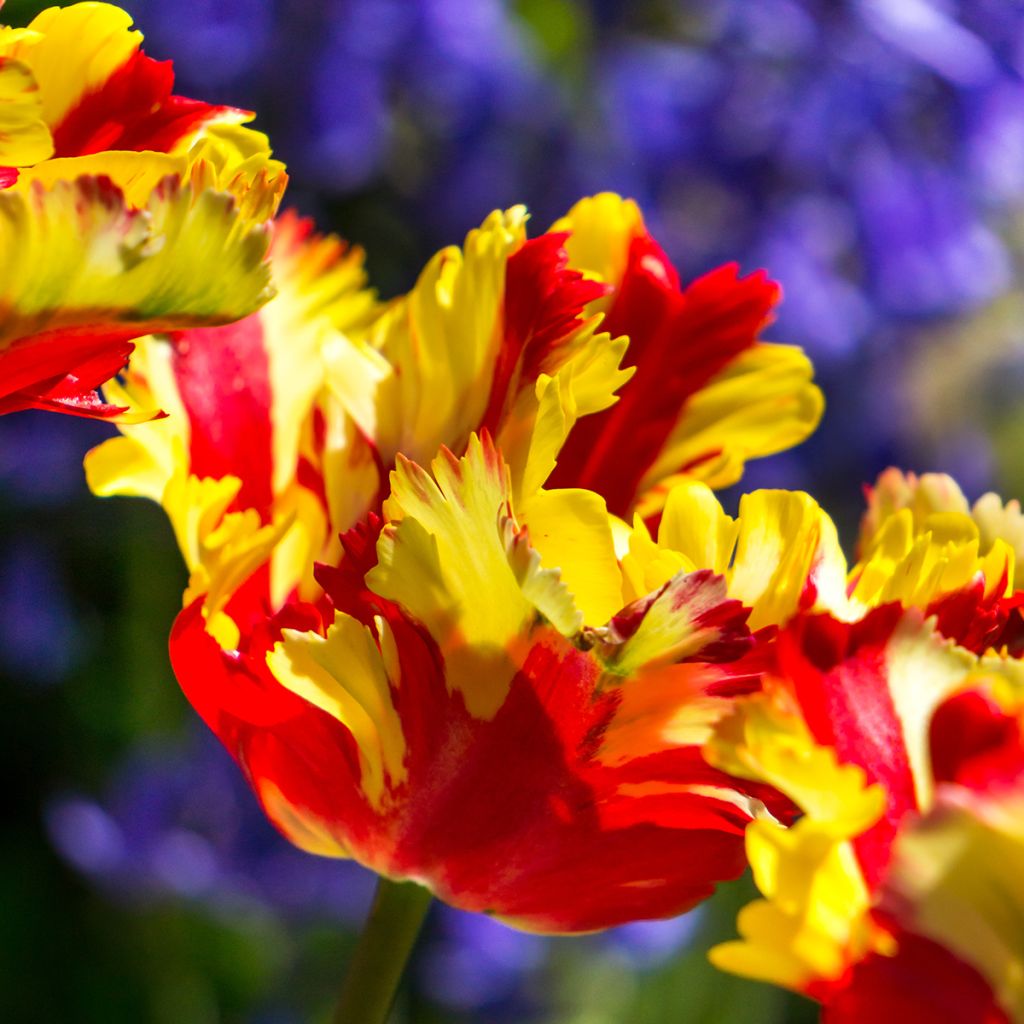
333 877 433 1024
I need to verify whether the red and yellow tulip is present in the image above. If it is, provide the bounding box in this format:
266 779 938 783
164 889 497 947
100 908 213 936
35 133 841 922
707 603 1024 1022
0 3 286 420
698 465 1024 1017
86 195 825 931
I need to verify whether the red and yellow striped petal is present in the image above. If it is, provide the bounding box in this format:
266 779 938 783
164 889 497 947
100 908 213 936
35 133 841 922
327 206 630 497
0 173 274 419
547 193 823 515
85 211 379 622
875 681 1024 1021
332 207 529 467
0 3 252 162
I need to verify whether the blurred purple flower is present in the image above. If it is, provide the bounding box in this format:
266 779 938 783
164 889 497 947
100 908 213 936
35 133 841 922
603 913 704 969
48 723 701 1019
46 728 376 922
417 899 701 1018
419 908 548 1018
129 0 1024 365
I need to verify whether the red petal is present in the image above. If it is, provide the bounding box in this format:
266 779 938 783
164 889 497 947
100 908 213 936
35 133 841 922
0 333 146 420
168 315 275 517
0 325 144 403
550 233 779 514
822 928 1008 1024
379 621 750 931
479 232 609 435
51 49 246 157
930 688 1024 792
775 607 918 887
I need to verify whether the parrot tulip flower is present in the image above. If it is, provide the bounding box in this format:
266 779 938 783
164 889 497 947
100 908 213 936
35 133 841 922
170 433 795 932
706 606 1024 1023
86 196 829 931
0 2 287 420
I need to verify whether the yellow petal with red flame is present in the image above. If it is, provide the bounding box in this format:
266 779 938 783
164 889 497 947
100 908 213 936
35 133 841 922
369 433 581 719
86 212 378 631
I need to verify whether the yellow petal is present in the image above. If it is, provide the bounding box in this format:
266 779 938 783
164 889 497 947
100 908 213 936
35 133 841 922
259 213 379 497
10 3 140 127
710 818 879 992
706 694 890 993
551 191 644 304
84 336 189 501
0 57 52 165
357 208 528 467
0 174 273 353
268 612 407 810
519 487 623 626
497 327 633 505
636 343 823 514
973 491 1024 568
15 135 287 222
657 480 739 579
368 433 581 719
619 513 693 604
708 693 887 833
729 489 848 630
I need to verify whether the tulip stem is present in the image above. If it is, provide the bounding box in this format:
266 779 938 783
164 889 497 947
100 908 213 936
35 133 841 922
333 876 432 1024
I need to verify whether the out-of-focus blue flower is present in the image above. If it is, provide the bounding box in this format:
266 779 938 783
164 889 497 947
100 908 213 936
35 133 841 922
601 914 704 970
46 728 376 921
133 0 272 91
130 0 1024 371
416 900 701 1019
852 147 1010 314
419 908 548 1020
753 196 873 360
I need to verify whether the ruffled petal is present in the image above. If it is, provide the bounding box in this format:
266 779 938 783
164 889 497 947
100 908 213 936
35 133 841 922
0 173 274 418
